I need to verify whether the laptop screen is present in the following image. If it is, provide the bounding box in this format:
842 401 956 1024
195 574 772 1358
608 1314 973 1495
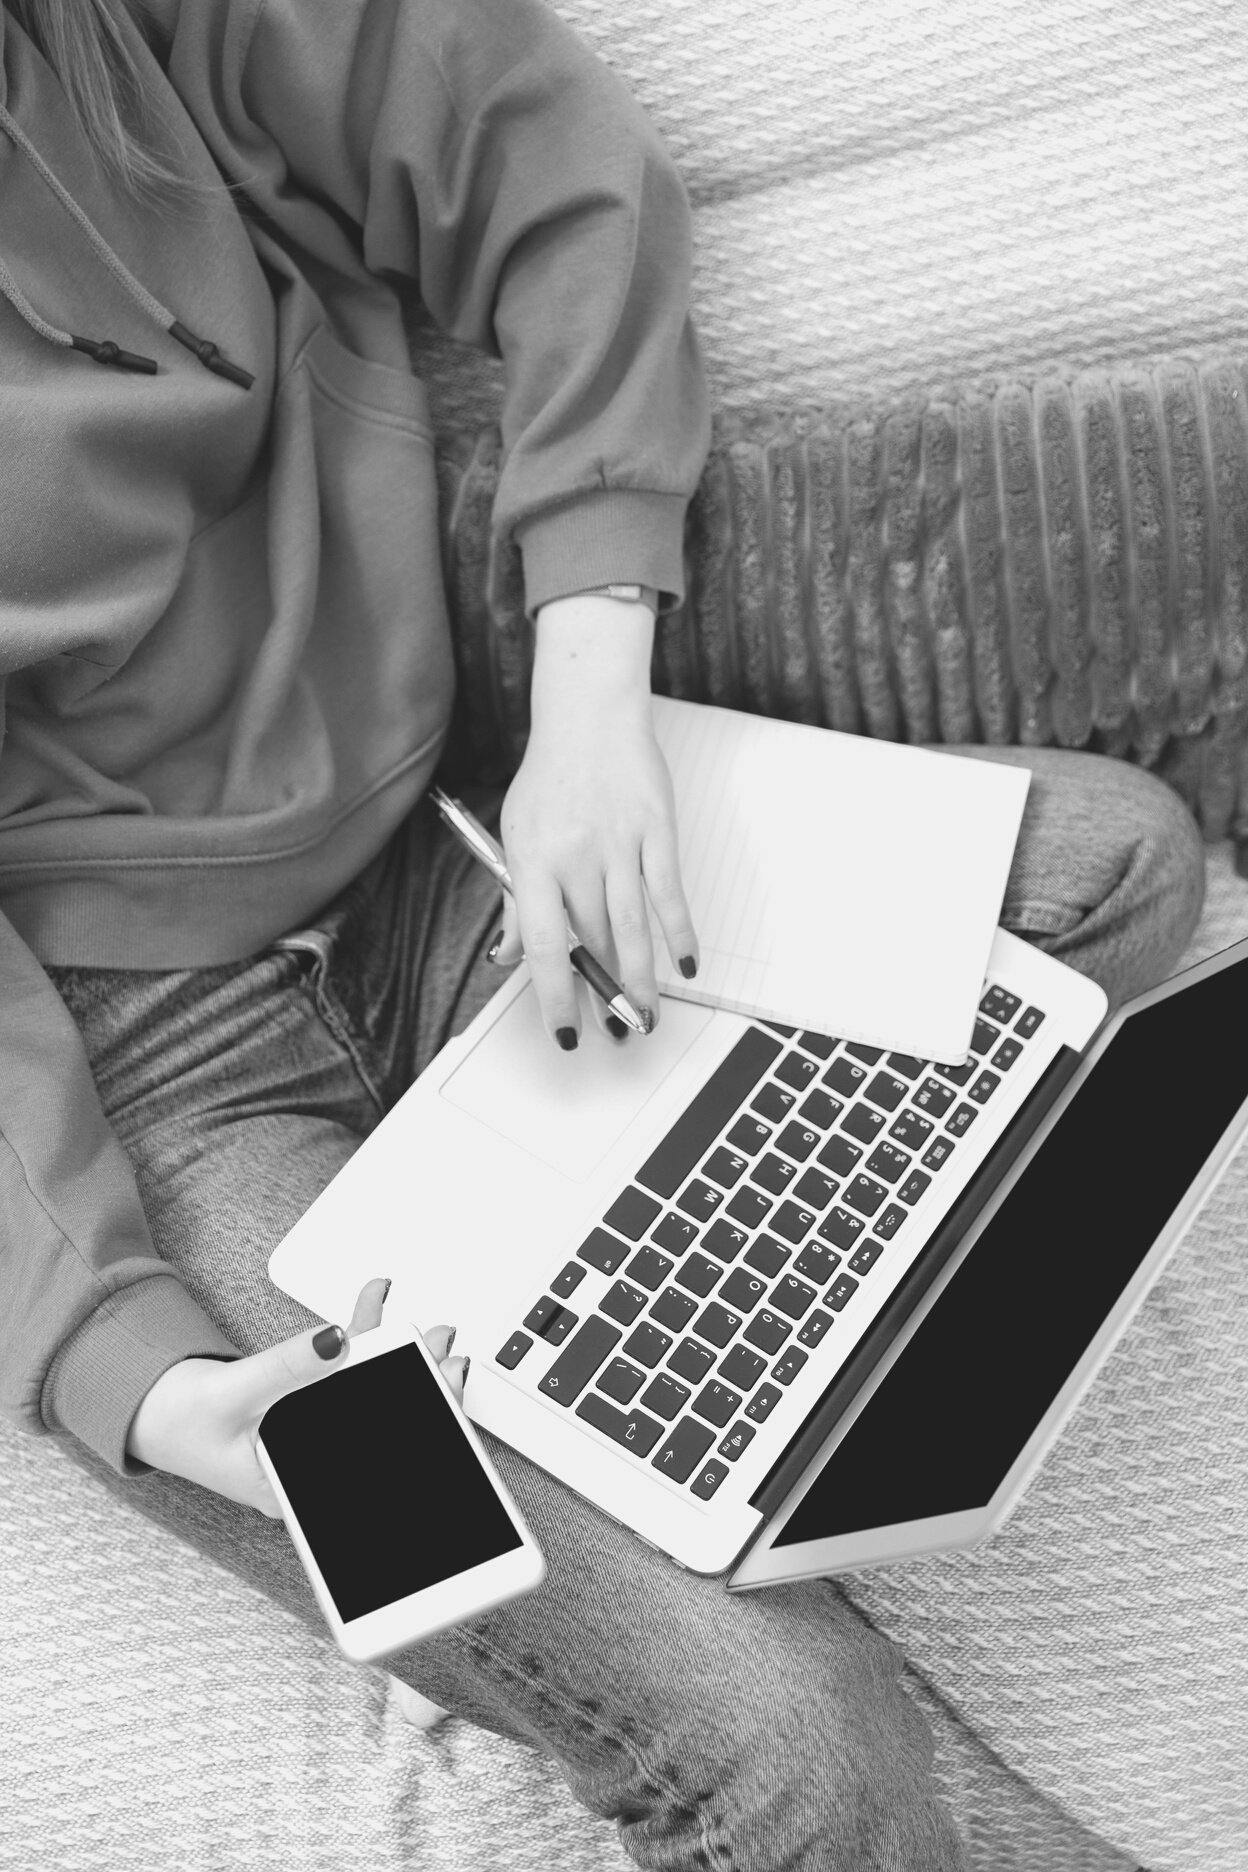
773 950 1248 1545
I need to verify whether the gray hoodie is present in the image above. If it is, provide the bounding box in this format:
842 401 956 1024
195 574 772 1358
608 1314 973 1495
0 0 709 1474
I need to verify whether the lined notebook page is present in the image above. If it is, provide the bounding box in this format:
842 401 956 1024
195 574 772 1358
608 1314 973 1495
649 697 1030 1063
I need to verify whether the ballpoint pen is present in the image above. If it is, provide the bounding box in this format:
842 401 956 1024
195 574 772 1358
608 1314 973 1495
429 787 652 1036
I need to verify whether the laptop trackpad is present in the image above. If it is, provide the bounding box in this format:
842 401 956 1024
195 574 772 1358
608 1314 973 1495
440 980 716 1181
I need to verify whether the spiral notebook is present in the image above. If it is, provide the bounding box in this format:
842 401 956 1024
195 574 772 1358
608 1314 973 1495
648 698 1030 1064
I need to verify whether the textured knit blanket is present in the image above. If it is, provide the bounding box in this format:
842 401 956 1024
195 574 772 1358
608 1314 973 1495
433 357 1248 843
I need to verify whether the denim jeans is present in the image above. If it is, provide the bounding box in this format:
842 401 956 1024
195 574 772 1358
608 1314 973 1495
46 747 1204 1872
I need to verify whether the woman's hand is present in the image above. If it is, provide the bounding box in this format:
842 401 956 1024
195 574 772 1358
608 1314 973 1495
124 1278 466 1516
495 593 698 1046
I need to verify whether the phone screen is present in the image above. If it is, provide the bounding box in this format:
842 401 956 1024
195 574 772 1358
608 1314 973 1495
260 1341 523 1624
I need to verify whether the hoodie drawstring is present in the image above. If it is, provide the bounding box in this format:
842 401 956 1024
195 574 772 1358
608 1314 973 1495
0 101 252 388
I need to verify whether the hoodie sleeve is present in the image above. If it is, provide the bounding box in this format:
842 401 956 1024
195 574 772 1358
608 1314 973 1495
0 910 241 1476
151 0 711 613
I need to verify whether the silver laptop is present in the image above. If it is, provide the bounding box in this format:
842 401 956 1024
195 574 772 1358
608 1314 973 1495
269 931 1248 1583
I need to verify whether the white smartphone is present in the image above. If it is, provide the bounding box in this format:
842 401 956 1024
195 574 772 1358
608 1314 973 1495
256 1316 546 1663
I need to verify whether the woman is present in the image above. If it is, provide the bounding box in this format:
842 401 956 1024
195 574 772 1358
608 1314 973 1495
0 2 1205 1866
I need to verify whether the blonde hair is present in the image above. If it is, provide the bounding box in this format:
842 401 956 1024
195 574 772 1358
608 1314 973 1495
7 0 186 195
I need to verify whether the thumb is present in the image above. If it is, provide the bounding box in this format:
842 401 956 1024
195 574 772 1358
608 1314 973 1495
232 1317 351 1418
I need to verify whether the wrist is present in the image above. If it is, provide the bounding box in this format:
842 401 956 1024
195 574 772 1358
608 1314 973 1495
531 591 656 725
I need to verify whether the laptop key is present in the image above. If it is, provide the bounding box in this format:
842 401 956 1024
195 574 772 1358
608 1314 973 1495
544 1307 578 1344
600 1281 648 1327
626 1246 674 1291
898 1170 931 1204
635 1026 782 1199
817 1133 862 1176
864 1141 911 1184
668 1337 716 1384
551 1262 586 1298
970 1018 1000 1056
598 1357 646 1404
771 1274 817 1319
703 1218 749 1263
576 1391 665 1457
946 1104 977 1138
727 1186 772 1230
676 1252 724 1298
863 1071 908 1113
797 1088 842 1129
496 1331 532 1369
913 1077 956 1117
621 1322 672 1368
797 1308 835 1347
845 1043 883 1064
652 1417 716 1483
718 1421 757 1461
776 1120 820 1162
744 1234 790 1278
744 1308 791 1355
727 1116 771 1155
745 1382 783 1422
693 1380 742 1428
842 1102 886 1144
651 1286 699 1333
792 1168 839 1211
921 1136 954 1171
523 1295 561 1337
703 1146 748 1188
823 1056 867 1097
692 1302 742 1348
677 1178 722 1221
992 1038 1023 1070
578 1228 630 1275
825 1274 860 1310
889 1108 933 1149
886 1052 924 1078
776 1052 819 1090
934 1057 975 1085
640 1373 692 1422
1014 1005 1045 1038
847 1239 883 1275
751 1152 797 1195
772 1347 808 1385
603 1187 663 1241
798 1030 838 1059
771 1199 817 1244
818 1206 865 1250
539 1316 621 1403
968 1070 1000 1104
718 1343 767 1390
843 1174 888 1217
690 1460 731 1500
981 985 1023 1022
874 1204 907 1241
794 1240 840 1286
751 1082 795 1123
651 1211 697 1257
719 1267 768 1313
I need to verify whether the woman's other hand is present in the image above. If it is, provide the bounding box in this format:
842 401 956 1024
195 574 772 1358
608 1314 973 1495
496 592 699 1047
124 1278 466 1516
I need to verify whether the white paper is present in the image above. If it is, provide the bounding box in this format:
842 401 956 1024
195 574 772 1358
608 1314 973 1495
649 697 1030 1063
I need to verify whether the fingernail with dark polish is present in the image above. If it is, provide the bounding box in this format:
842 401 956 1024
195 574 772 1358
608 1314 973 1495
313 1324 345 1360
486 930 503 963
446 1326 457 1353
638 1004 656 1034
606 1014 628 1040
679 955 697 979
381 1278 392 1304
460 1358 471 1385
557 1027 578 1051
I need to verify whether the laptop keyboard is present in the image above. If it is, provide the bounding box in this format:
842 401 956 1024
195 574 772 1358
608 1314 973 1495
494 985 1047 1502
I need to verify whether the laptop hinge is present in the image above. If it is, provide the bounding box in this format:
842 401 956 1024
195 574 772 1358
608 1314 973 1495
748 1042 1084 1518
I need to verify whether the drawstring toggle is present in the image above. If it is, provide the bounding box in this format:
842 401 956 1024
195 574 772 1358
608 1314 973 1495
71 335 158 374
169 320 254 389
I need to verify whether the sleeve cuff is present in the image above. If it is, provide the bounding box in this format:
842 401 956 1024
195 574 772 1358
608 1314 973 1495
515 489 689 620
43 1276 243 1479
